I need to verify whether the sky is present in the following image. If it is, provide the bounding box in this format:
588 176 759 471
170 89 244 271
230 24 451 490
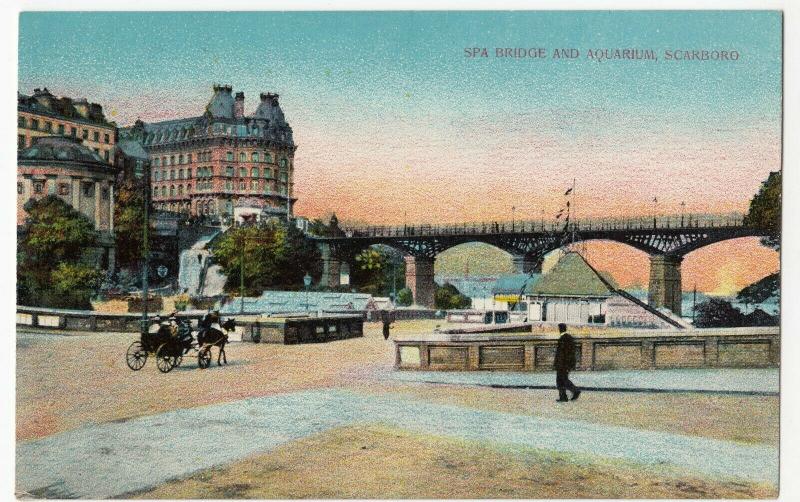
18 11 782 293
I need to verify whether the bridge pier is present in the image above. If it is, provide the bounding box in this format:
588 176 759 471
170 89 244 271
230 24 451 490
648 254 683 317
405 256 436 308
318 243 341 289
511 255 543 274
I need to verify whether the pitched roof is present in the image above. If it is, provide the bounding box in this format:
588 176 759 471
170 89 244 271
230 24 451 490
528 252 616 297
492 273 542 295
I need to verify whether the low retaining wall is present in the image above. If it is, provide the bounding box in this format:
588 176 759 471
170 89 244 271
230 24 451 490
394 327 780 371
446 310 527 324
16 306 363 345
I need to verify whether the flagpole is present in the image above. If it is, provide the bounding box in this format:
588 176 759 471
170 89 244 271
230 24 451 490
571 178 576 244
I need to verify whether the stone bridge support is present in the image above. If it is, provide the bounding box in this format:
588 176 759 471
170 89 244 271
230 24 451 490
511 255 543 274
405 256 436 308
648 254 683 317
318 243 341 289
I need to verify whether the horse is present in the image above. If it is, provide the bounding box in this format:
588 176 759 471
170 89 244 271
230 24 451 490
197 317 236 367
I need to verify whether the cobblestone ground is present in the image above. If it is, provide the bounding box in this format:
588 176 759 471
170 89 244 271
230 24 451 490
16 321 780 498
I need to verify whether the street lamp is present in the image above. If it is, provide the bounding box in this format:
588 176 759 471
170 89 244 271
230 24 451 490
680 201 686 227
512 206 516 232
303 272 312 312
140 160 151 335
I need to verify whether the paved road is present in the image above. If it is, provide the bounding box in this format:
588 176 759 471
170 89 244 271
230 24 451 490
17 389 778 498
388 368 780 395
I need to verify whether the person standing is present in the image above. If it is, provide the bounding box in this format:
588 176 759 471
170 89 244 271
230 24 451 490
554 323 581 402
382 310 394 340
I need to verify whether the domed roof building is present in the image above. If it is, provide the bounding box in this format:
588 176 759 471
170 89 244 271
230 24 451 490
17 135 117 269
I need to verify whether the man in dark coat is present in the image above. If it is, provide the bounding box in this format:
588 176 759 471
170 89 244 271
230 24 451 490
554 323 581 402
382 310 394 340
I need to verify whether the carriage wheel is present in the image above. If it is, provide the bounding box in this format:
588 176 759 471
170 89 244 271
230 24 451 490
155 344 178 373
125 341 147 371
198 347 212 369
174 355 183 368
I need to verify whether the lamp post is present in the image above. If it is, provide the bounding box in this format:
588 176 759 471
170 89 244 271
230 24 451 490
140 160 151 335
240 239 245 314
303 272 312 312
511 206 516 232
680 201 686 227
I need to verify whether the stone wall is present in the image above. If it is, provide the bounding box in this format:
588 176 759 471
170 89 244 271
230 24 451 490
395 327 779 372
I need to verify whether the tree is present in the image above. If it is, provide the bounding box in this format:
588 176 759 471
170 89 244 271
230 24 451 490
435 282 472 310
211 220 321 295
350 246 405 297
17 195 102 309
113 178 146 270
396 288 413 306
693 298 745 328
737 273 779 306
744 171 780 251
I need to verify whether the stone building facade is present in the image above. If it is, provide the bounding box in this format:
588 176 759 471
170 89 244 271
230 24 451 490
123 84 297 220
18 136 117 270
18 88 117 164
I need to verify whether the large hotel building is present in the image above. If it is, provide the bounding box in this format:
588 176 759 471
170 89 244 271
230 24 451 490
123 84 296 219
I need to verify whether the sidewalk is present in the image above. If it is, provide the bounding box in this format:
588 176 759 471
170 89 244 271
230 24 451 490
17 388 778 498
388 368 779 395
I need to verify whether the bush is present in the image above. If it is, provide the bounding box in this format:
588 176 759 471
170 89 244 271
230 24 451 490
396 288 413 306
435 282 472 310
694 298 745 328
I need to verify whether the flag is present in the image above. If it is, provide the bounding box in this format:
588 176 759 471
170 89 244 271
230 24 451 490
564 187 573 196
653 197 658 203
566 201 570 208
555 209 564 219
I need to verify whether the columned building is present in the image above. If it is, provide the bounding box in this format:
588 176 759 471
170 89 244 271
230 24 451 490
18 136 117 270
123 84 297 220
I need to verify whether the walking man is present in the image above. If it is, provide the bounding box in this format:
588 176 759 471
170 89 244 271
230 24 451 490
554 323 581 402
382 310 394 340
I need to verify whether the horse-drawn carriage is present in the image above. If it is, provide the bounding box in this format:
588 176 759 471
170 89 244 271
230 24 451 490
125 313 236 373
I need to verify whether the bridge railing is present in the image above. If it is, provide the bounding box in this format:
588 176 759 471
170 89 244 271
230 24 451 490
337 213 747 238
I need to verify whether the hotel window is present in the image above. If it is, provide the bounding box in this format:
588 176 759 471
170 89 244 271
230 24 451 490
187 154 192 164
179 154 184 164
226 151 233 161
154 171 161 182
251 180 259 190
104 150 110 162
153 158 160 167
186 168 192 179
162 170 167 180
170 156 175 166
239 167 246 177
57 124 65 135
187 184 192 193
178 185 184 195
239 152 246 162
70 127 76 137
226 166 234 177
280 171 288 182
252 152 259 162
162 157 167 166
265 152 272 163
104 133 110 144
45 122 52 132
17 183 23 195
251 167 259 177
93 131 100 142
101 187 110 200
57 183 70 195
170 170 175 180
239 181 246 190
279 158 287 168
170 185 175 196
82 182 94 197
161 186 166 197
82 129 89 139
33 181 44 194
31 119 39 130
179 169 184 180
18 135 25 149
225 180 232 190
264 169 272 179
18 116 26 128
